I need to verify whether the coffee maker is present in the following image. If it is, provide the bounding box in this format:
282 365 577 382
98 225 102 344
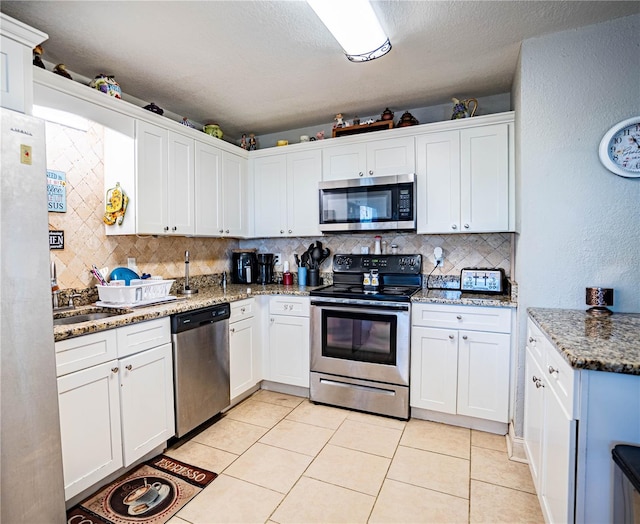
256 253 275 284
232 250 257 284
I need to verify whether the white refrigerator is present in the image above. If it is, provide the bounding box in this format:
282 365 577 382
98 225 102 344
0 107 66 521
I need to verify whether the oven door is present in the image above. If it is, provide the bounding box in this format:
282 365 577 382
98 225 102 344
310 300 410 386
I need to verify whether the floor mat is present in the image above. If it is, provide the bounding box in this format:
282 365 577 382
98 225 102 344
67 454 217 523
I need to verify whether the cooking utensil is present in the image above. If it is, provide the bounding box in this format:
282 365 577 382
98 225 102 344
294 254 300 267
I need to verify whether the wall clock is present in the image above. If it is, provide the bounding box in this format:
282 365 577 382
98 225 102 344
598 116 640 178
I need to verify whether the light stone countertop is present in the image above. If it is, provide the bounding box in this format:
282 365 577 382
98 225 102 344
53 283 518 342
528 308 640 376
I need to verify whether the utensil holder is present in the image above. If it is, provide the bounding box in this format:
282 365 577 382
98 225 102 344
298 267 307 286
308 269 319 287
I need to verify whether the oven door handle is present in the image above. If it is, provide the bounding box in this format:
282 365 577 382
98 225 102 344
310 300 409 312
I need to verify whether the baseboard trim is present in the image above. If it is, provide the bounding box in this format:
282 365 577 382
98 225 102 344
507 421 528 463
410 407 508 435
260 380 309 399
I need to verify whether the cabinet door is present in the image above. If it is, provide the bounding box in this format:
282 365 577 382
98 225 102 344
287 149 322 237
0 35 28 113
541 384 577 524
222 151 247 237
366 136 415 177
523 346 545 492
269 314 310 388
57 360 122 501
253 155 287 236
409 326 458 413
322 143 367 181
120 343 175 467
457 330 510 423
194 140 222 235
460 124 509 232
415 131 460 234
136 121 168 234
167 131 195 235
230 316 257 399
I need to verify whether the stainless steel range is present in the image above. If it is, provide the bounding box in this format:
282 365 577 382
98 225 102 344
309 254 422 419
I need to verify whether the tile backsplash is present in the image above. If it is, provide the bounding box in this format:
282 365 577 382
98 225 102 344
46 120 512 291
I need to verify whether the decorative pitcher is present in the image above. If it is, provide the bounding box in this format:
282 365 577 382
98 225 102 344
451 97 478 119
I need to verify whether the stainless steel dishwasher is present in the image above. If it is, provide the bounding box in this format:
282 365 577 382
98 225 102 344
171 303 230 438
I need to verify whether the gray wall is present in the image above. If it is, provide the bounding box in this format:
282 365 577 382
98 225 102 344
512 14 640 435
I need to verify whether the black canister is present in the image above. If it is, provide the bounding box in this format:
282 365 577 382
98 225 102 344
256 253 275 284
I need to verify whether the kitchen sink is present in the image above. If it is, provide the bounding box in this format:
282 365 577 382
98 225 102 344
53 308 131 326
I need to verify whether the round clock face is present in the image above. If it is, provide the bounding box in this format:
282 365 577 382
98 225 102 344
598 117 640 178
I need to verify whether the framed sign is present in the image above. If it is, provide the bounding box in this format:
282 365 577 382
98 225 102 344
47 170 67 212
49 230 64 250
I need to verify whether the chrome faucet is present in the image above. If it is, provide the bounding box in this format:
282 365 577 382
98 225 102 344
51 260 60 309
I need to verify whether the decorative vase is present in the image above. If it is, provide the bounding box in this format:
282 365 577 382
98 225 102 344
203 124 223 139
89 74 122 99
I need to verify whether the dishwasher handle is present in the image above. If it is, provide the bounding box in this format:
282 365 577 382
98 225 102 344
171 303 231 334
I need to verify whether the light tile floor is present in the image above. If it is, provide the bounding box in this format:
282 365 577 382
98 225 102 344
165 390 543 523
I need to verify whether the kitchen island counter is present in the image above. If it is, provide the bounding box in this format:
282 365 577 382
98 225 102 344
529 307 640 375
53 283 318 342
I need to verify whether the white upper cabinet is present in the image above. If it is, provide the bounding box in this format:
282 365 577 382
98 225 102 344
322 136 415 180
0 14 47 113
416 118 513 234
253 149 322 237
194 142 247 237
136 123 195 236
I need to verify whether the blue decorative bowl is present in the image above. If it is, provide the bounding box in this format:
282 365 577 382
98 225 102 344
109 267 140 285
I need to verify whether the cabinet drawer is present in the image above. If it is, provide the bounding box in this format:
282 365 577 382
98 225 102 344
544 343 577 418
55 329 118 377
116 318 171 358
269 296 310 317
412 304 511 333
230 298 255 322
526 319 545 364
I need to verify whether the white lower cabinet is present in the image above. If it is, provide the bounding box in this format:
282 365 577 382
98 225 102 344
524 318 577 524
57 358 122 501
119 342 174 467
55 318 174 501
229 298 261 400
265 296 310 388
410 304 511 424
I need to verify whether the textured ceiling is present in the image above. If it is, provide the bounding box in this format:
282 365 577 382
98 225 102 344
2 1 638 139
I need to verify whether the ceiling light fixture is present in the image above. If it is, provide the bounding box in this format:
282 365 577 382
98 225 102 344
307 0 391 62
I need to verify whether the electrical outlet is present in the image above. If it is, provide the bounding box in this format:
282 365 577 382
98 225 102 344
273 253 282 267
433 247 444 267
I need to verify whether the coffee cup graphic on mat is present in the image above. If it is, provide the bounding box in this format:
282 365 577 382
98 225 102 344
123 481 162 506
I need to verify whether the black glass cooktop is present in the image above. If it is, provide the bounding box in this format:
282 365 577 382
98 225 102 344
310 283 422 302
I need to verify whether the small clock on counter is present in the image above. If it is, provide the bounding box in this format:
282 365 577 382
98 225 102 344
598 116 640 178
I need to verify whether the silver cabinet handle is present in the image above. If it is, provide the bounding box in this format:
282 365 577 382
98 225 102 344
359 172 364 177
529 336 535 343
230 327 235 333
462 335 468 340
172 226 177 231
464 224 470 229
125 364 132 371
548 366 558 375
368 170 374 176
111 367 119 374
226 229 229 234
448 334 454 340
451 224 458 230
241 307 246 313
280 229 284 234
456 315 462 320
219 229 224 233
532 376 544 388
163 226 169 232
288 229 292 234
270 317 274 323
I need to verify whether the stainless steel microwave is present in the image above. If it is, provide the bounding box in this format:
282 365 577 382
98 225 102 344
318 174 416 232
